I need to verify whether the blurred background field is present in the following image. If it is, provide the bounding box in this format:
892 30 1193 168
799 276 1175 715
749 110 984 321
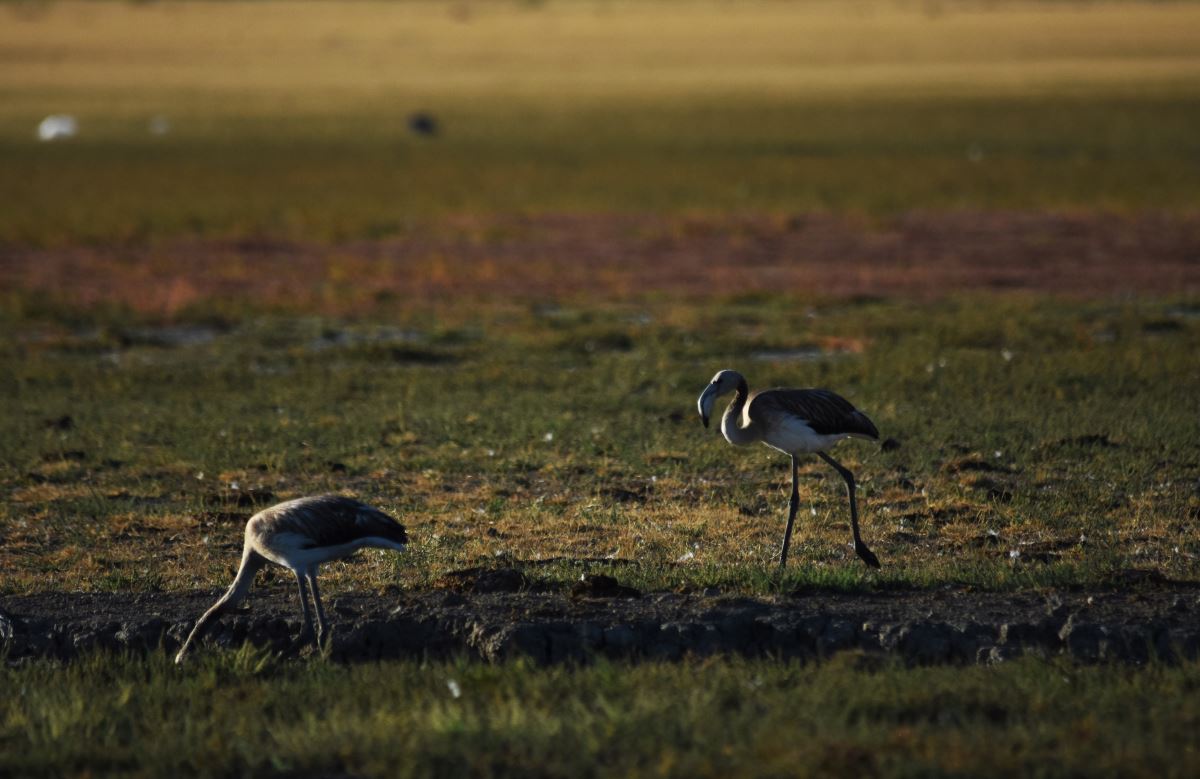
1 0 1199 243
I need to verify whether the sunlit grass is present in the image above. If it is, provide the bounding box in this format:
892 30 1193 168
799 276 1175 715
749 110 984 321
4 1 1200 98
2 295 1197 595
4 95 1199 245
1 1 1199 244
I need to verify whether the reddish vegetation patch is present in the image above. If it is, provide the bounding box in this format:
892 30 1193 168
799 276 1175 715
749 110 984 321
4 211 1199 314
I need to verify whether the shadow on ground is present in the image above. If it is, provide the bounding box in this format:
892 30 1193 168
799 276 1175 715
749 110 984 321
4 569 1199 666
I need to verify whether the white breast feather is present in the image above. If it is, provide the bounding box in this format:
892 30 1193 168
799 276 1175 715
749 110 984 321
762 415 849 455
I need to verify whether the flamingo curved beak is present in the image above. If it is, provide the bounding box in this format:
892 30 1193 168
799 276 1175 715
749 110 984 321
697 384 717 429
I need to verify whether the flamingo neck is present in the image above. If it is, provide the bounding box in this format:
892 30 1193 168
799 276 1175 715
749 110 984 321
720 378 758 446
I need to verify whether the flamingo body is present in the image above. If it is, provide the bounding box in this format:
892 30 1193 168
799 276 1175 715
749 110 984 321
175 494 407 663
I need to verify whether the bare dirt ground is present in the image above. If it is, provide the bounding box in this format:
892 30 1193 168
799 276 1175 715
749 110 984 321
4 211 1200 314
4 571 1199 666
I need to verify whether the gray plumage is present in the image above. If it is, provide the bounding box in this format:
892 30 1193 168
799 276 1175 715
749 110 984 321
257 494 410 550
175 495 407 663
747 388 880 440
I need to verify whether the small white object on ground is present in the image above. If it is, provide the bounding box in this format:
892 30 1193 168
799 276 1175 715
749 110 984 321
37 115 78 141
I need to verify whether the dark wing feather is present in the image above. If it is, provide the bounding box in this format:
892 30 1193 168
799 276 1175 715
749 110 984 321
267 495 408 548
751 388 879 439
348 501 409 546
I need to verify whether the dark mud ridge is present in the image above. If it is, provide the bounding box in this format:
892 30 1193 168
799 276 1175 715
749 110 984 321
4 577 1200 666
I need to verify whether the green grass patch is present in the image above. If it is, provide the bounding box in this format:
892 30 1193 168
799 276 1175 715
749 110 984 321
3 294 1198 594
2 95 1199 245
4 650 1200 778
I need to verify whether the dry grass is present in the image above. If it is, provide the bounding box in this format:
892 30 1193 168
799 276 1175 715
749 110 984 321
3 1 1200 103
3 292 1198 596
4 3 1199 242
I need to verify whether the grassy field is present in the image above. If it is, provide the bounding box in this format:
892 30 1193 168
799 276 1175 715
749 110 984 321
5 651 1200 778
6 94 1199 244
3 294 1198 596
4 2 1200 776
2 3 1194 597
1 1 1199 243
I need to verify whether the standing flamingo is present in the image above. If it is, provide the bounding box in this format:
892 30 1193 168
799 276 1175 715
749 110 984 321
697 369 881 569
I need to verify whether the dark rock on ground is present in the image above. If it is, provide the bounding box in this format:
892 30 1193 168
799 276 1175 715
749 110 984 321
434 567 529 594
570 574 641 600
